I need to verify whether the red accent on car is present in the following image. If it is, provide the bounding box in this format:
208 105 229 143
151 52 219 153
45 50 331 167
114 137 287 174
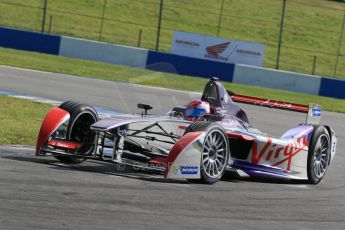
35 108 69 156
149 156 167 165
252 137 273 165
230 94 309 113
47 139 81 150
164 131 203 178
178 125 188 130
227 132 255 141
271 135 309 170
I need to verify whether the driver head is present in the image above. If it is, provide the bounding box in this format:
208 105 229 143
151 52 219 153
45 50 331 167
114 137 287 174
185 100 211 121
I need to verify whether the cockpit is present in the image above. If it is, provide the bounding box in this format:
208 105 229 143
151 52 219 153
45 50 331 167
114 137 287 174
201 77 233 108
201 77 248 123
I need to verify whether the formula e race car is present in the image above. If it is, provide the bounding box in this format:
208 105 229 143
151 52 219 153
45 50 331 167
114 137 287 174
36 77 337 184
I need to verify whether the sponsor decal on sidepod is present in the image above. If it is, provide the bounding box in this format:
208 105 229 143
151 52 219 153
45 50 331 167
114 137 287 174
173 166 198 175
251 135 308 170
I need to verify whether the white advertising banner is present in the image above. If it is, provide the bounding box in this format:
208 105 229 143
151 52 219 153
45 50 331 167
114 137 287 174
171 31 266 66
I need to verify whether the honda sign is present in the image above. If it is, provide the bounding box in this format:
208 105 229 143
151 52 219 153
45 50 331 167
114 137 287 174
171 31 266 66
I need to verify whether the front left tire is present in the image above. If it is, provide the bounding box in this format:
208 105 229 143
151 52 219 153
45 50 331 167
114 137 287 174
185 121 229 184
200 125 229 184
53 101 98 164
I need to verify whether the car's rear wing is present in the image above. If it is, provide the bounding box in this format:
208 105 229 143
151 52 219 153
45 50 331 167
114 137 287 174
228 92 308 113
227 91 322 124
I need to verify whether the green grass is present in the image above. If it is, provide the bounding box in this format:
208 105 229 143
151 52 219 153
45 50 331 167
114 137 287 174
1 0 345 78
0 95 53 145
0 47 344 113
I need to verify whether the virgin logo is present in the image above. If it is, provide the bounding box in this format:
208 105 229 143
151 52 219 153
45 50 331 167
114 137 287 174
252 135 308 170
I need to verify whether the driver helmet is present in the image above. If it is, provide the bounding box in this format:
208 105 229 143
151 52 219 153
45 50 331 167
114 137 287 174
185 100 211 121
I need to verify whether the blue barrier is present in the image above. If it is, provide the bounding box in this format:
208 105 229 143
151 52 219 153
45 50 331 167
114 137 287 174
0 27 61 55
146 51 234 82
319 78 345 99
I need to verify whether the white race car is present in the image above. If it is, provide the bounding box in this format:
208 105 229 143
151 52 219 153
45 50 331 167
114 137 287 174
36 78 337 184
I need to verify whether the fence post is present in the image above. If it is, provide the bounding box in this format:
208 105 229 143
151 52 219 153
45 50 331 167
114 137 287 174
137 29 142 47
276 0 286 70
48 15 53 34
312 56 317 75
99 0 107 41
217 0 225 37
41 0 48 33
155 0 164 51
333 11 345 77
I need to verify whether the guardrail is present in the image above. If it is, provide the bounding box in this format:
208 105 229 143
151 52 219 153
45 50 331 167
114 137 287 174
146 51 234 82
0 27 60 54
0 27 344 99
59 37 148 68
232 64 322 95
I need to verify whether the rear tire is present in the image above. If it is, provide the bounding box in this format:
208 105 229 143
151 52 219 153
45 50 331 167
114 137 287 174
185 121 229 184
54 101 98 164
307 126 331 184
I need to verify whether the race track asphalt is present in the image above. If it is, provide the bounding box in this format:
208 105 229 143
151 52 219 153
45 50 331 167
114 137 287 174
0 65 344 230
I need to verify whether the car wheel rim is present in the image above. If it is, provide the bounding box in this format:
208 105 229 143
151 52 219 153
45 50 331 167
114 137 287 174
312 134 329 178
202 129 227 178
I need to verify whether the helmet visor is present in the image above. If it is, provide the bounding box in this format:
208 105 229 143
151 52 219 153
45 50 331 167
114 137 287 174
186 108 207 118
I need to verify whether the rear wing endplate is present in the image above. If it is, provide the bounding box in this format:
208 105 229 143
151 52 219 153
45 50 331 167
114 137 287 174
306 103 322 125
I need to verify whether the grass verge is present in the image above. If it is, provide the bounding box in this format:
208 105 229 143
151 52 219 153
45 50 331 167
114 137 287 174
0 95 52 145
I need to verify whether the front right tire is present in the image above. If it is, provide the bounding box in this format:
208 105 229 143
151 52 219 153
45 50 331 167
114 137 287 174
307 126 331 184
